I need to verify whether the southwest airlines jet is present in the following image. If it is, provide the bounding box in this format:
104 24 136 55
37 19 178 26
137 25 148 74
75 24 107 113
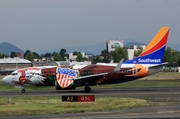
2 27 170 93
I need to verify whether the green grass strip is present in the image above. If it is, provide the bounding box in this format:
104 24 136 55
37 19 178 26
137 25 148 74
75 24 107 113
0 96 152 117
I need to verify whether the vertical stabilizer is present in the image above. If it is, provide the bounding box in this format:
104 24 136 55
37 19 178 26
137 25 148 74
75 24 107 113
124 27 170 64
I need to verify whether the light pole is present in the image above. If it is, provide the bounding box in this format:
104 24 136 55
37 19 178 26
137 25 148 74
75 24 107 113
16 57 17 70
1 65 3 71
173 61 175 72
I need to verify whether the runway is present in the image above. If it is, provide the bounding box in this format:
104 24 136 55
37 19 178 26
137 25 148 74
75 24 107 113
1 87 180 119
1 87 180 99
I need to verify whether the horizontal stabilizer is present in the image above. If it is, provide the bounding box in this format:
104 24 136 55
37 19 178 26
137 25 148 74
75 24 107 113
149 62 169 69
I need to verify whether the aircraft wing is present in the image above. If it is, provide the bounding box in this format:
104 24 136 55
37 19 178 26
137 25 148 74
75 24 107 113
73 59 141 85
74 68 141 85
74 72 108 84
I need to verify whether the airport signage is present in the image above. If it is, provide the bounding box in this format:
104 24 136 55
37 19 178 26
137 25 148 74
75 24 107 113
62 95 95 102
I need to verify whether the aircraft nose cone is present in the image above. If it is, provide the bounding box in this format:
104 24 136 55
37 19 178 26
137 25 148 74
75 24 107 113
2 76 11 84
2 76 7 83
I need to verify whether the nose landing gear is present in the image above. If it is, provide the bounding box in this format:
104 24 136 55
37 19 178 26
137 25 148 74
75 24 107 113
21 88 26 93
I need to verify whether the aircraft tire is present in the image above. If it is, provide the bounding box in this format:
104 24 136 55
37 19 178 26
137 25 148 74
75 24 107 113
84 86 91 92
21 89 25 93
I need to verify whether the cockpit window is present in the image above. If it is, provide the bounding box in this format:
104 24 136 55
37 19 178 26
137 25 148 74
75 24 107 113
10 71 18 75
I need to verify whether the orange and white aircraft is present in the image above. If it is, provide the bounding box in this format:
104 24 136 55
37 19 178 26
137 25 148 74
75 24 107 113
2 27 170 93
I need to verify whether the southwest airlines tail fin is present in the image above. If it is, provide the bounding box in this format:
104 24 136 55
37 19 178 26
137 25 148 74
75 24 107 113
124 27 170 64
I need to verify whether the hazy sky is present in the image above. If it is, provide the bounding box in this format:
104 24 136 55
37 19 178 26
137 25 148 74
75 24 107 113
0 0 180 52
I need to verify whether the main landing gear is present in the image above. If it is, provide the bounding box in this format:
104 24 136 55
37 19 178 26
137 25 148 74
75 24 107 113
84 86 91 92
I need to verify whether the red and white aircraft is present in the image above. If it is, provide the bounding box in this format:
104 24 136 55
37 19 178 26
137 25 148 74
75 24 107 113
2 27 170 93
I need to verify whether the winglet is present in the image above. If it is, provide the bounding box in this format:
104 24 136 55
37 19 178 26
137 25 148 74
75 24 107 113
110 60 114 63
113 59 124 72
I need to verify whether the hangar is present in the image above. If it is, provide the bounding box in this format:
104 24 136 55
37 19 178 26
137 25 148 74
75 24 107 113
0 57 32 75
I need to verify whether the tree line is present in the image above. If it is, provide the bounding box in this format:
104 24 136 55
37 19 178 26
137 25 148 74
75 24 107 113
0 46 180 66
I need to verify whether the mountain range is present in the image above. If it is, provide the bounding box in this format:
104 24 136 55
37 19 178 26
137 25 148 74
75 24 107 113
0 42 24 55
0 40 179 56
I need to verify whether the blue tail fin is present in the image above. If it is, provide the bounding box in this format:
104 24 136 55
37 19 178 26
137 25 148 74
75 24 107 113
124 27 170 64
